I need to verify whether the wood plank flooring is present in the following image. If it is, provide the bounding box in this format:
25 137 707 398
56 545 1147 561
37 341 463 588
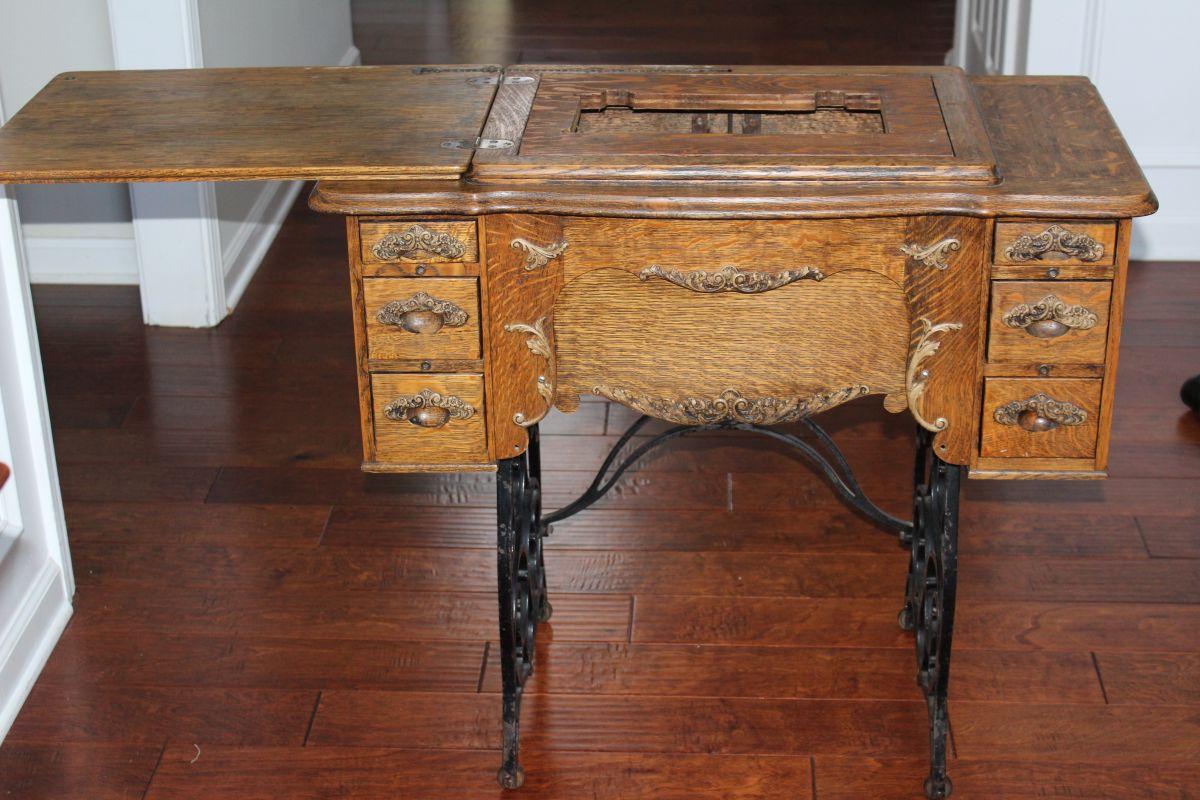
5 1 1199 797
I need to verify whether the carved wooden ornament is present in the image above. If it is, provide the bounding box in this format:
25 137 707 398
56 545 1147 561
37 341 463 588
906 317 964 432
504 317 555 427
638 264 824 293
592 385 870 425
511 238 568 271
900 238 960 270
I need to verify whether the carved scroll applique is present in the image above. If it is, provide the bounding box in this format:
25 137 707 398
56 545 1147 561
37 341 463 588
504 317 555 427
901 238 961 270
906 317 964 433
591 386 870 426
511 238 568 271
638 264 825 293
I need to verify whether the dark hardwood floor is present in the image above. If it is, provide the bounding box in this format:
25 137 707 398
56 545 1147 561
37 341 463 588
4 2 1199 798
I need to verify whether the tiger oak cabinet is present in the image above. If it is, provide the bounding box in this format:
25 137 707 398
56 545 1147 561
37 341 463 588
0 64 1155 798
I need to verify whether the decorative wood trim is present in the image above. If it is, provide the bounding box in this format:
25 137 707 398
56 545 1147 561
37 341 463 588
376 291 469 332
993 392 1088 430
638 264 824 293
1001 294 1098 338
906 316 964 432
592 385 870 425
900 237 960 270
1003 223 1105 262
503 317 555 427
372 224 466 261
510 237 567 271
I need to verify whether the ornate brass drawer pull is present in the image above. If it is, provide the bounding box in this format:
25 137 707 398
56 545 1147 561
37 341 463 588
511 238 568 271
638 264 824 293
383 388 476 429
372 224 466 261
993 393 1087 433
504 317 555 427
901 237 960 270
1001 294 1098 339
1003 224 1104 263
592 385 869 426
376 291 469 334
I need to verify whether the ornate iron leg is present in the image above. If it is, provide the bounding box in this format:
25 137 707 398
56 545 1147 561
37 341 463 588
903 430 963 799
495 429 550 790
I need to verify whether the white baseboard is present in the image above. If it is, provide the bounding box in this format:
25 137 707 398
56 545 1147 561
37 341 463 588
24 236 139 285
221 180 304 311
0 559 71 743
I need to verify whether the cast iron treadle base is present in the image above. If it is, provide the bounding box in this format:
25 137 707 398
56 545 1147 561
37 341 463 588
494 417 964 800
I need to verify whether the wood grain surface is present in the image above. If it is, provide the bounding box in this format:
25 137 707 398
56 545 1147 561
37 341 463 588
8 178 1195 800
0 66 499 182
980 377 1102 459
362 277 482 361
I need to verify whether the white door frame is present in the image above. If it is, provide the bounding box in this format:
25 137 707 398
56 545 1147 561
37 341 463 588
0 86 75 744
108 0 228 328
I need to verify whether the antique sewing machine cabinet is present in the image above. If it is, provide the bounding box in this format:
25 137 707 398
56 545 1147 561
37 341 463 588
0 64 1156 798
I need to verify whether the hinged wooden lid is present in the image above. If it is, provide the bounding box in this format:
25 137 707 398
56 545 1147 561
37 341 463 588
0 65 500 183
470 65 998 183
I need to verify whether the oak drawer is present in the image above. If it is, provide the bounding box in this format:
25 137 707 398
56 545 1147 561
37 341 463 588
360 220 478 265
363 277 481 361
987 280 1110 365
371 373 488 465
993 220 1116 269
980 378 1101 459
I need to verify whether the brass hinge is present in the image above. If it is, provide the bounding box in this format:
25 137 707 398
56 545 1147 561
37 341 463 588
466 75 536 86
441 137 515 150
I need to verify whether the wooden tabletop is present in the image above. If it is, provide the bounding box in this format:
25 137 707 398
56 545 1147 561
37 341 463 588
0 66 499 183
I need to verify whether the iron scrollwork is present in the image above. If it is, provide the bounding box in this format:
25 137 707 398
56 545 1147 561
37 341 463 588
511 238 568 271
504 317 555 427
376 291 468 334
899 431 963 799
1001 294 1098 339
993 392 1087 433
906 317 964 433
383 389 476 429
901 238 961 270
371 224 466 261
592 385 869 426
495 435 551 789
1003 223 1105 262
638 264 824 293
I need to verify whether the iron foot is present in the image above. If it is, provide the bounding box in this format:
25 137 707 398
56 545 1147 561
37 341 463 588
925 774 952 799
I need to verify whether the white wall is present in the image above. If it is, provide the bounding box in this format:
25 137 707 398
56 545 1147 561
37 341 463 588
196 0 357 307
0 0 138 283
0 90 74 744
952 0 1200 260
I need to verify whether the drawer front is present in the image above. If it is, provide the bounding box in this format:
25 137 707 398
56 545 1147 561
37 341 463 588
360 220 478 265
363 277 481 361
371 373 488 465
557 217 914 284
994 220 1116 268
987 280 1110 365
981 377 1101 459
